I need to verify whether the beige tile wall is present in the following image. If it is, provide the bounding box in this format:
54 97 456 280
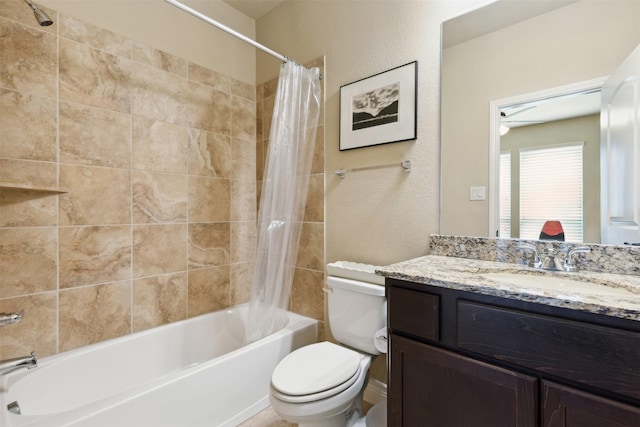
256 56 326 337
0 1 258 358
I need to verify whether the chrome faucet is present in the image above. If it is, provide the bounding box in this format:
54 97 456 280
564 246 591 272
518 245 591 272
0 351 37 376
0 311 23 327
540 247 564 271
518 243 541 268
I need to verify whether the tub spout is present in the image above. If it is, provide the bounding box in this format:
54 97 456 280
0 311 23 327
0 351 37 376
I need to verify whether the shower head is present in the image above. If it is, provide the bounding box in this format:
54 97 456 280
23 0 53 26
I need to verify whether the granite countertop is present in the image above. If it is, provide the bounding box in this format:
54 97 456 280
376 255 640 321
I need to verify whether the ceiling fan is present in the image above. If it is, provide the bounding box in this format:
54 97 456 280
500 106 544 125
500 105 544 136
500 105 543 135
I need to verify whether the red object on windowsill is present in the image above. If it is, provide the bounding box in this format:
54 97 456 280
539 220 565 241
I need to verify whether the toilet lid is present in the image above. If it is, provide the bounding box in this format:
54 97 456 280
272 342 362 396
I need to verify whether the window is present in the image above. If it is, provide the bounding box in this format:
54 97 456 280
499 151 511 238
519 143 584 242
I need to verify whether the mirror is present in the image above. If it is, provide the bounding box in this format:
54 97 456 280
440 0 640 243
490 80 604 244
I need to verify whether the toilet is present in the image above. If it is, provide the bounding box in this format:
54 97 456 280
269 263 387 427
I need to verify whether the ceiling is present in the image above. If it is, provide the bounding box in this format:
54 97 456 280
501 90 601 129
222 0 284 19
442 0 578 49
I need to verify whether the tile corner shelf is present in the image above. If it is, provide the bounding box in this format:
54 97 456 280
0 182 69 194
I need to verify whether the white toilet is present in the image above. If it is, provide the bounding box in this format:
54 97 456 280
269 265 387 427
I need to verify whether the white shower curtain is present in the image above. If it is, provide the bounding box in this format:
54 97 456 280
244 60 321 343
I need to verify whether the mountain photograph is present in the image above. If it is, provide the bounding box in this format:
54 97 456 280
352 82 399 130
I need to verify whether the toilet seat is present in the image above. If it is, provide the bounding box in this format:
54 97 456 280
271 342 366 404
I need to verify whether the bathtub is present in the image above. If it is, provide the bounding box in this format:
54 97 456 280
0 304 317 427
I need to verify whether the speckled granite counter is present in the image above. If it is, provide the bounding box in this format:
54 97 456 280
377 255 640 321
429 235 640 276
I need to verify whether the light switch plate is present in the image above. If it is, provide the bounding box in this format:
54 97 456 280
470 186 486 201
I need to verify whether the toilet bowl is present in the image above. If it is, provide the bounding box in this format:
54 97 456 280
270 342 371 427
269 265 387 427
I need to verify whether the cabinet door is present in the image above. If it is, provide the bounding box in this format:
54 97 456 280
389 334 537 427
543 381 640 427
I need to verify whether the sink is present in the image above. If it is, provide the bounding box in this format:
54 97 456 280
481 273 635 297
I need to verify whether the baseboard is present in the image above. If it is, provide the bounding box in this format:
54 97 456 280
364 378 387 404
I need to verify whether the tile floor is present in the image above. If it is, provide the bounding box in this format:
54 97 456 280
238 406 296 427
239 401 376 426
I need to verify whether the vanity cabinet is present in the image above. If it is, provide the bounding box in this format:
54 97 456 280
391 334 537 426
387 279 640 427
542 381 640 427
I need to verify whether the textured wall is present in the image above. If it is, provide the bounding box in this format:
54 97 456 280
255 1 482 269
254 0 485 386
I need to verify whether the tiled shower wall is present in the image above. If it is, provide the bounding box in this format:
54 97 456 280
1 1 327 360
0 2 260 358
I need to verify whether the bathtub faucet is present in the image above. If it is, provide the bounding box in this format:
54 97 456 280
0 311 23 327
0 351 37 376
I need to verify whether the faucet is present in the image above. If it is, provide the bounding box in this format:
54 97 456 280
0 311 23 327
0 351 37 376
519 245 592 272
564 246 591 272
540 247 564 271
518 243 541 268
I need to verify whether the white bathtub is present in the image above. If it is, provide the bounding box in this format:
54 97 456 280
0 305 317 427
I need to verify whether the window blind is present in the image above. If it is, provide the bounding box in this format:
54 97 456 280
519 143 584 242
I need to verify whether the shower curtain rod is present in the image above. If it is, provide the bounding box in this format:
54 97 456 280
164 0 290 63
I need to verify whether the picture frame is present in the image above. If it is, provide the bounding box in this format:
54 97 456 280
339 61 417 151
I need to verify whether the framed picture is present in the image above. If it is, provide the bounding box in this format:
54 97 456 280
339 61 417 151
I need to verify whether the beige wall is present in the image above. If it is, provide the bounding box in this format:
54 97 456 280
256 0 484 268
441 0 640 238
0 1 257 358
500 114 601 243
255 0 490 384
37 0 257 84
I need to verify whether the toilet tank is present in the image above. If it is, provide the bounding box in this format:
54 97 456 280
326 276 387 354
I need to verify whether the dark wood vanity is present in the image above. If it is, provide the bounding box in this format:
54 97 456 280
387 277 640 427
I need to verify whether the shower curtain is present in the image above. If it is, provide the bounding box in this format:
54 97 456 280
244 60 321 343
